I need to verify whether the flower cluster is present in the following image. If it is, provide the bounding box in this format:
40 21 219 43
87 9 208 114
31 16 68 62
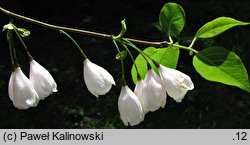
8 59 57 109
9 57 116 110
118 64 194 126
5 27 194 126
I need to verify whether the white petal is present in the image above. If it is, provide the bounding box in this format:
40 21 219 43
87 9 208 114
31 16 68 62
8 67 39 109
30 60 57 100
118 86 144 126
8 72 15 102
83 59 115 97
134 79 144 104
159 65 194 102
141 69 166 112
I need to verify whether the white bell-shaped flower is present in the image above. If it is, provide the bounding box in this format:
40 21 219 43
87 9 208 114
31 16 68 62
118 85 144 126
8 67 39 109
141 69 166 112
158 65 194 102
29 60 58 100
83 59 116 97
134 79 147 114
134 79 144 104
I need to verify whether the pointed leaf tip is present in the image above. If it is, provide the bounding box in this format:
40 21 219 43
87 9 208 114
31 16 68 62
195 17 249 38
193 46 250 93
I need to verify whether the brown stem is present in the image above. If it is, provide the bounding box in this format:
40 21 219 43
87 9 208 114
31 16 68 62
0 6 169 47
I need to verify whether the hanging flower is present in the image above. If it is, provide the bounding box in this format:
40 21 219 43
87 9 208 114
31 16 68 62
29 59 58 100
141 69 166 112
118 85 144 126
8 67 39 109
83 59 116 97
134 79 148 114
134 79 145 112
158 65 194 102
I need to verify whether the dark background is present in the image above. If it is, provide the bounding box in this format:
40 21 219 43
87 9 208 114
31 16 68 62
0 0 250 128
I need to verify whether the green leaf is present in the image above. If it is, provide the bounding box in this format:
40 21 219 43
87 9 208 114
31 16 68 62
159 2 186 38
195 17 249 38
131 46 179 83
17 28 31 37
115 50 127 60
193 46 250 92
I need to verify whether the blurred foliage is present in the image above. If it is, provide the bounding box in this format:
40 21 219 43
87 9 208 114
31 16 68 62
0 0 250 128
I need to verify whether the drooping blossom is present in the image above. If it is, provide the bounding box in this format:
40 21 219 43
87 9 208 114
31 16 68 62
141 69 166 112
8 67 39 109
118 85 144 126
134 79 146 113
29 59 57 100
83 59 115 97
158 65 194 102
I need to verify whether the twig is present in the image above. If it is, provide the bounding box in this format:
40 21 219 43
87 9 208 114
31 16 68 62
0 6 169 47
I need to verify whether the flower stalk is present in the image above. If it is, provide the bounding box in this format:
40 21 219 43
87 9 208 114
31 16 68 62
112 38 126 85
7 30 19 69
121 43 141 79
12 24 33 60
60 30 88 60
